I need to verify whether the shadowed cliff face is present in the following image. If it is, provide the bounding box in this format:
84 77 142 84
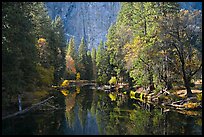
178 2 202 10
46 2 121 50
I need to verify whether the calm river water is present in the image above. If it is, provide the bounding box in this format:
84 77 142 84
2 85 202 135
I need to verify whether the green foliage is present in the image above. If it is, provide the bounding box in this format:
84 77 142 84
91 48 97 80
104 2 199 94
86 51 93 80
97 73 109 85
96 41 112 84
36 64 54 87
67 37 76 60
65 37 77 80
77 37 88 79
2 2 38 96
2 2 65 109
31 3 66 84
48 15 66 84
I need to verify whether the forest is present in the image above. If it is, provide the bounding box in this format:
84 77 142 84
2 2 202 132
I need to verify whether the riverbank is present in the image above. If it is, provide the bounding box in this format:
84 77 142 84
98 79 202 115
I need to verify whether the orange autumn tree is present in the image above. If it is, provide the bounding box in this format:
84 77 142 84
65 55 76 79
65 37 77 79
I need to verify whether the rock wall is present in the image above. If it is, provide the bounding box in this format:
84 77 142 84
46 2 121 50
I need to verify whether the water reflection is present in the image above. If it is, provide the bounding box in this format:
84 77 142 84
62 86 202 135
2 85 202 135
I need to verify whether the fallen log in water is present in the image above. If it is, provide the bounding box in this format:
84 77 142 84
2 96 55 120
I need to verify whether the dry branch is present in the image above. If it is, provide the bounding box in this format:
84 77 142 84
2 96 55 120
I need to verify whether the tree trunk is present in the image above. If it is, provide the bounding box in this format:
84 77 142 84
180 52 193 97
184 77 193 97
166 81 173 90
182 65 192 97
149 70 155 92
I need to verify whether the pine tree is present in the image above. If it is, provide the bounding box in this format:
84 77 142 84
77 37 88 79
87 51 93 80
65 37 77 79
2 2 38 105
96 41 111 84
67 37 76 60
50 15 66 83
91 48 97 80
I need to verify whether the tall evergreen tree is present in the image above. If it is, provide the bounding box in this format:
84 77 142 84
50 15 66 83
2 2 38 105
91 48 97 80
67 37 76 60
87 51 93 80
77 37 88 79
96 41 112 84
65 37 77 79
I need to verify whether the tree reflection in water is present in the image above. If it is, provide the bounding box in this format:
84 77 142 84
63 86 202 135
2 85 202 135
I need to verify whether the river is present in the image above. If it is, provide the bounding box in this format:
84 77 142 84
2 85 202 135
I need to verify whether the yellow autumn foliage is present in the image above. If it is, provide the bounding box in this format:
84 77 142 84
130 90 136 99
139 92 144 101
109 76 117 85
61 89 69 96
76 72 80 80
183 102 200 109
38 38 46 44
109 93 116 101
76 86 80 94
61 80 69 87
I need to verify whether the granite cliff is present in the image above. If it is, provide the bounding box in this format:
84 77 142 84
46 2 121 50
